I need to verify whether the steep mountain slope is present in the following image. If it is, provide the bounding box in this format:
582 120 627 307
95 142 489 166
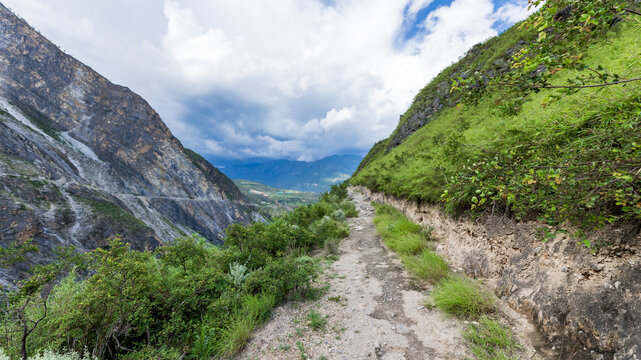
219 154 362 192
0 4 260 283
352 5 641 359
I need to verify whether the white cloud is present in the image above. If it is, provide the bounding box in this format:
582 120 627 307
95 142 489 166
162 1 233 82
320 107 354 131
2 0 532 161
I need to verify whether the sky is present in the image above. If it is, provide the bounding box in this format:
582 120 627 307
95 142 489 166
3 0 532 162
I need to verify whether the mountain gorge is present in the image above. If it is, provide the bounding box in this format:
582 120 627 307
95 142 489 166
0 3 261 283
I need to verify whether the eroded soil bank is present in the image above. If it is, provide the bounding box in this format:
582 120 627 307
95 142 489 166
356 186 641 360
237 190 541 360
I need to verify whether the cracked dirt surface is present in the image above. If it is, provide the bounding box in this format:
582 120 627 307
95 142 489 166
235 190 469 360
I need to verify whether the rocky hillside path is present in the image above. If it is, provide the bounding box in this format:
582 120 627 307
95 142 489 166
235 190 469 359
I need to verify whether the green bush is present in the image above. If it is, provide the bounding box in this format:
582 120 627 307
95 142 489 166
244 256 318 301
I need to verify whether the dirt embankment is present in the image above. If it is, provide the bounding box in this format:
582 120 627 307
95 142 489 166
356 186 641 360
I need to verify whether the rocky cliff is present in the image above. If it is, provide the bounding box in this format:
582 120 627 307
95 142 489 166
0 3 261 284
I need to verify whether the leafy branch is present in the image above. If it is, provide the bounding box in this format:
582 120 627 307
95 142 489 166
451 0 640 107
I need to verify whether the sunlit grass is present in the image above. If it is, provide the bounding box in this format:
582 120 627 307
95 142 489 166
432 276 495 318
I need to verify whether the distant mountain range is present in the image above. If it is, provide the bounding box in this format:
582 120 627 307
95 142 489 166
216 155 362 192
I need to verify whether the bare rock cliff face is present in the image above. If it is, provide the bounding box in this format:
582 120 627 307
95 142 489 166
0 4 261 283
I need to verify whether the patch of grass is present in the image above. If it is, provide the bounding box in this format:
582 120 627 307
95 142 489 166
373 201 451 285
279 344 291 351
432 276 495 318
79 197 150 232
373 203 428 255
327 296 342 302
296 340 307 359
215 315 259 357
464 316 521 360
306 309 327 331
401 249 449 283
244 293 276 322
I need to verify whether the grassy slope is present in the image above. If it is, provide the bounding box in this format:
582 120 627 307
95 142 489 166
357 23 534 172
353 19 641 229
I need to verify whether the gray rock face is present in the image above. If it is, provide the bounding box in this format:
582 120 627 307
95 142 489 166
0 4 261 283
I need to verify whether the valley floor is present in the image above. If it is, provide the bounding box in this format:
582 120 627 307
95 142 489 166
236 190 543 359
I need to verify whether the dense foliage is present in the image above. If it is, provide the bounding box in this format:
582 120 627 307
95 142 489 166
353 4 641 236
0 183 356 359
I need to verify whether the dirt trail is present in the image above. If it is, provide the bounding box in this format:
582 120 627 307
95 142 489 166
237 190 471 359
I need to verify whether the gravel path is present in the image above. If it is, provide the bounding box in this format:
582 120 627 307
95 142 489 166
235 190 468 360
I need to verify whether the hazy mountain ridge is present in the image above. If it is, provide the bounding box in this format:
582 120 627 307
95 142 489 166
219 154 361 193
0 4 260 283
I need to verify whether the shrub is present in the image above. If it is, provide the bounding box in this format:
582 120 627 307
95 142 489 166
432 276 495 317
244 257 317 301
310 216 349 247
229 261 250 286
332 209 346 221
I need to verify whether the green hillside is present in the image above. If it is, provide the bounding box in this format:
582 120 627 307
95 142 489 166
353 4 641 235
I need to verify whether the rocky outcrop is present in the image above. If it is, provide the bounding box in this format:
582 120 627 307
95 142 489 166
0 4 261 284
356 186 641 360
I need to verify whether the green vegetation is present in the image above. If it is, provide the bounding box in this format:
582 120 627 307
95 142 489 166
16 104 63 142
372 202 520 359
432 276 495 318
353 13 641 235
234 179 320 218
372 203 426 255
0 184 355 359
296 340 307 359
464 316 521 360
0 349 98 360
373 203 448 283
306 309 327 331
402 250 449 284
79 197 150 232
